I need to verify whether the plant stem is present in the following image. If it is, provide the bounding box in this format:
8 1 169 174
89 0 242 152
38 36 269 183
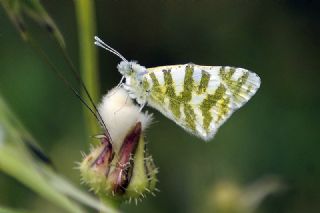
74 0 100 139
99 197 121 213
74 1 122 212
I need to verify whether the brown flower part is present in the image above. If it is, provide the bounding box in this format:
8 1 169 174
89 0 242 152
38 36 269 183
109 122 141 195
80 122 158 202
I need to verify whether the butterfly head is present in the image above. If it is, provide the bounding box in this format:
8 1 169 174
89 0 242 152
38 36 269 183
117 61 147 80
94 36 148 105
94 36 147 79
117 61 148 105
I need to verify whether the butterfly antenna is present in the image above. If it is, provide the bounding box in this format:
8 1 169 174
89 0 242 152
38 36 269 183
94 36 128 63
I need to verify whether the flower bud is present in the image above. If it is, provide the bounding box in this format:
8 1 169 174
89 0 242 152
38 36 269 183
80 87 158 202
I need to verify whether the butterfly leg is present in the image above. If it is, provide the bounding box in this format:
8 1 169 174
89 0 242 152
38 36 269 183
139 102 146 112
116 76 125 88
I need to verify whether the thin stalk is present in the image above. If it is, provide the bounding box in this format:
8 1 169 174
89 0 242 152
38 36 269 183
74 1 122 211
74 0 100 139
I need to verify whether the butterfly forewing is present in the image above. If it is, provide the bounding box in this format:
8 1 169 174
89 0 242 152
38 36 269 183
144 64 261 141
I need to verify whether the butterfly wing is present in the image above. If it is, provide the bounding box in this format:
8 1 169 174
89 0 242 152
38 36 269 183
144 64 261 141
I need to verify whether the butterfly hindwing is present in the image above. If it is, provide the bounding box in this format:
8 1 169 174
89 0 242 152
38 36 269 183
144 64 261 141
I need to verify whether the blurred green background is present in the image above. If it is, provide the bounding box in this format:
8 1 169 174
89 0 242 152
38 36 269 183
0 0 319 212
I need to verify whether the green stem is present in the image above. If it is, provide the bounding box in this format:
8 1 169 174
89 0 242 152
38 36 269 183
74 0 100 139
99 197 121 213
74 1 122 212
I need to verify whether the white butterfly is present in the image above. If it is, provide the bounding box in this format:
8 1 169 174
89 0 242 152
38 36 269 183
95 36 261 141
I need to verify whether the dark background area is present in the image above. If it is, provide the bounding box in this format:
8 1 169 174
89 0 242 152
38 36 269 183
0 0 319 212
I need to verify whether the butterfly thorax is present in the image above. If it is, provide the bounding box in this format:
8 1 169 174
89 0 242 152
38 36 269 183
117 61 150 106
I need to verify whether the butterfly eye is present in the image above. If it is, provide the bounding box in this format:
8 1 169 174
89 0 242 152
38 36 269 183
129 64 134 72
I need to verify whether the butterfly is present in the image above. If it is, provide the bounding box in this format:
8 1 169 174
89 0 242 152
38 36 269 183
95 36 261 141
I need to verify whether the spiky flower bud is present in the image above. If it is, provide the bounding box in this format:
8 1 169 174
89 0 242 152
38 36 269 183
80 87 158 202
